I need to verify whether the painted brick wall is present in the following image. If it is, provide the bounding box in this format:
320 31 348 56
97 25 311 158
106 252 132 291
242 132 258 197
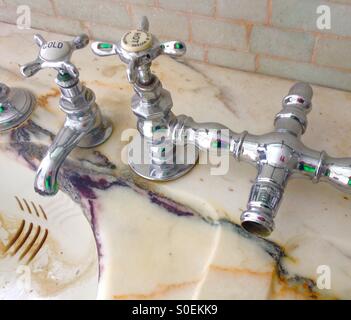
0 0 350 91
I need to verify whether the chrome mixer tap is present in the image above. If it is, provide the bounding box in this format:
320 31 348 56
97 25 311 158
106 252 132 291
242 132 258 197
91 17 351 237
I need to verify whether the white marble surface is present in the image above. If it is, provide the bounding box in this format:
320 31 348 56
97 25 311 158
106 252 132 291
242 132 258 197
0 23 351 299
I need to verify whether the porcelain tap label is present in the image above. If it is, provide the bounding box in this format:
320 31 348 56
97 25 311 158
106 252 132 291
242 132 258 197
40 41 71 61
121 30 152 52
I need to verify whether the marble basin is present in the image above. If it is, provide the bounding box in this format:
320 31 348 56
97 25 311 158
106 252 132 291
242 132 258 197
0 151 98 299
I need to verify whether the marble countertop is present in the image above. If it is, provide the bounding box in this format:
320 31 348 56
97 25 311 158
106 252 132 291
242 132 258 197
1 22 351 299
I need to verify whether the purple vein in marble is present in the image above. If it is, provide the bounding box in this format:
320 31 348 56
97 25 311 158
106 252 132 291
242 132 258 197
148 191 194 217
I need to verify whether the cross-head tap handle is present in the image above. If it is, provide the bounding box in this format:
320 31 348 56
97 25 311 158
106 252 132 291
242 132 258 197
91 16 186 83
20 33 89 79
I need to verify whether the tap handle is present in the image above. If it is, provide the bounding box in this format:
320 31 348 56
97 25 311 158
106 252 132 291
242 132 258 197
160 41 186 58
288 82 313 102
91 16 186 83
91 42 118 57
283 82 313 109
20 33 89 79
118 16 186 59
140 15 149 32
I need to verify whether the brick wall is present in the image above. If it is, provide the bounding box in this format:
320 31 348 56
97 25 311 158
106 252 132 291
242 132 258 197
0 0 350 91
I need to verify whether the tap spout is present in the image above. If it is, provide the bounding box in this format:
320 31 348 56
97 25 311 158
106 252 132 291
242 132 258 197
34 79 112 196
34 122 86 196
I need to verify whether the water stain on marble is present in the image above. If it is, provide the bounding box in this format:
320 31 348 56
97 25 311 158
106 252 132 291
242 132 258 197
89 79 131 92
101 65 125 78
0 65 22 81
28 234 97 297
0 198 97 298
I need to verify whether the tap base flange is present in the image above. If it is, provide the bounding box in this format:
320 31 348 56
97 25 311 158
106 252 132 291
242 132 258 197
0 85 36 132
77 117 113 148
127 137 199 181
128 160 198 181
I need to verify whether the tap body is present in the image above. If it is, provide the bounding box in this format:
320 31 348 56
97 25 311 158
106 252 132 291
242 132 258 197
21 34 112 196
35 75 112 195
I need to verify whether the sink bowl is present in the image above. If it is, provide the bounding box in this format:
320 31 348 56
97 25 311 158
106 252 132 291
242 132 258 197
0 151 98 299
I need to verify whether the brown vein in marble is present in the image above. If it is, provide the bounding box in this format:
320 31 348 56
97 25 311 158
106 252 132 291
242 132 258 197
113 280 199 300
270 279 323 300
37 88 60 109
206 264 320 300
210 264 273 278
269 271 338 300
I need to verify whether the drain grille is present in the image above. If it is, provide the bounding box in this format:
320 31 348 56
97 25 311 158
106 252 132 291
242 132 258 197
2 197 49 264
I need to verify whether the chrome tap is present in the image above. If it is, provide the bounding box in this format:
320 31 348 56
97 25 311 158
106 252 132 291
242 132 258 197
92 17 351 237
20 34 112 196
91 16 198 181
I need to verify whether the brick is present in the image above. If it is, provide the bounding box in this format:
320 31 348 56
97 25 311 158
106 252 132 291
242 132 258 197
132 6 189 40
184 43 205 61
129 0 154 5
0 6 18 24
258 56 351 91
192 17 246 49
208 47 255 71
250 26 314 62
54 0 131 29
89 23 128 43
218 0 267 23
30 13 87 35
159 0 215 16
3 0 54 15
272 0 351 37
316 38 351 70
329 0 351 3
